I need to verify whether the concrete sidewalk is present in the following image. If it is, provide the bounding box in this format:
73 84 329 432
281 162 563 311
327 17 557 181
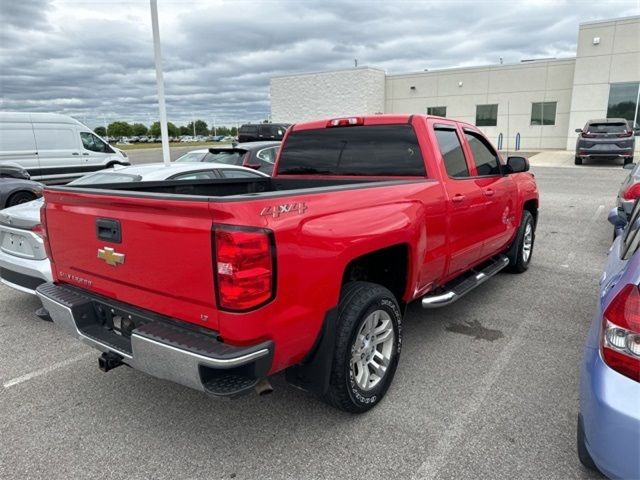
529 150 628 169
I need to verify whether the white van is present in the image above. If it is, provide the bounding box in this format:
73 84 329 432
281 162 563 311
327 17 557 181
0 112 129 181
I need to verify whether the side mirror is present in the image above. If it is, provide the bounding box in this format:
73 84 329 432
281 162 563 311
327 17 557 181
608 207 627 230
623 163 636 170
506 156 529 173
575 128 583 133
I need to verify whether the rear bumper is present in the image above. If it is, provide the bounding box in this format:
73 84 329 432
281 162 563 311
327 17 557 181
0 250 52 295
36 282 273 396
576 146 634 158
579 346 640 479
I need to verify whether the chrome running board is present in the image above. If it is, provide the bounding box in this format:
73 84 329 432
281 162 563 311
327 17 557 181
421 255 510 308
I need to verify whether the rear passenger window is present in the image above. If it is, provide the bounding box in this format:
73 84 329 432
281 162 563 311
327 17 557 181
434 128 469 178
622 200 640 260
464 131 501 176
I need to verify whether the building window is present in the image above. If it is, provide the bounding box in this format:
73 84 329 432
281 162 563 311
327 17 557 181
427 106 447 117
475 104 498 127
530 102 557 126
607 82 640 128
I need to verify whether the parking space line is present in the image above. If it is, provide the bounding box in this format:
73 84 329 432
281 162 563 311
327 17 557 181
412 321 528 480
2 352 93 389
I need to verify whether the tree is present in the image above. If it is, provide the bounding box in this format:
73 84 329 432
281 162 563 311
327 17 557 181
179 125 190 136
149 121 178 137
131 123 148 136
185 120 208 136
107 121 132 138
94 126 106 137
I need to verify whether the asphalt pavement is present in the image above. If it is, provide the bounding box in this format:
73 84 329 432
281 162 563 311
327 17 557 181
0 161 626 479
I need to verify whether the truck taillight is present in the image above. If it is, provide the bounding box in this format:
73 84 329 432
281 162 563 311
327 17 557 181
39 202 54 262
622 183 640 201
327 117 364 128
213 225 275 311
602 284 640 382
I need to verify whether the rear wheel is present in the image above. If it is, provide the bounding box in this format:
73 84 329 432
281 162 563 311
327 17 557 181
322 281 402 413
6 191 37 207
574 156 583 165
624 157 634 166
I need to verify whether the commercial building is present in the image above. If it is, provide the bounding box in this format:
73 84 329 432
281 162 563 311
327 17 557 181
270 16 640 151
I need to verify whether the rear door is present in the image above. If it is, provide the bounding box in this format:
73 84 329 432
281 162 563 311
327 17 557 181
432 123 487 277
462 129 518 256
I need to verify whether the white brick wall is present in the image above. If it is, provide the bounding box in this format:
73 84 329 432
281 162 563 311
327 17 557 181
270 68 386 123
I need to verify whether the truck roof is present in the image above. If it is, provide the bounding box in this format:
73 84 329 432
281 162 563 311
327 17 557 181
289 114 477 132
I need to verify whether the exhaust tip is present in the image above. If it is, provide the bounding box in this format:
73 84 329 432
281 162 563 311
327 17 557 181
255 378 273 396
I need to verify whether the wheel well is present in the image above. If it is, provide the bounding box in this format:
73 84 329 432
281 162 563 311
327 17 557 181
342 244 409 304
7 190 36 205
523 199 538 226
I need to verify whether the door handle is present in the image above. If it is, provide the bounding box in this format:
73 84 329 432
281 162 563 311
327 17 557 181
82 153 89 156
484 188 495 197
71 152 79 155
452 194 466 203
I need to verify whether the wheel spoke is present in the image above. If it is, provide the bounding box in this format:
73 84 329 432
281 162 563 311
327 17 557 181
358 363 370 389
373 328 393 345
373 318 391 335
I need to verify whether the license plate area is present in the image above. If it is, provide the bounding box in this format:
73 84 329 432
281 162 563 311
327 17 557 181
0 230 35 258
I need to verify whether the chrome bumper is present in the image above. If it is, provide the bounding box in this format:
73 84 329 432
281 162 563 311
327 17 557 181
36 283 272 395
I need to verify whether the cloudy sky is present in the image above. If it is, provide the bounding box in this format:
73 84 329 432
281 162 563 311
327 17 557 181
1 0 638 129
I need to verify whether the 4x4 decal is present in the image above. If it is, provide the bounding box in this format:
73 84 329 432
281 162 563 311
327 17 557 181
260 202 308 218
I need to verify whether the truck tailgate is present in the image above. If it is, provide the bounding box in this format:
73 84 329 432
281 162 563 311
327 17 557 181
44 190 220 330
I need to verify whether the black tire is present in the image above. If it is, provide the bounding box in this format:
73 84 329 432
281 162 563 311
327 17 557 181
624 157 633 166
575 156 583 165
577 415 599 472
506 210 535 273
6 191 37 207
322 281 402 413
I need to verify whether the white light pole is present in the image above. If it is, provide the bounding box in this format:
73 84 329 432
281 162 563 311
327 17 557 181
150 0 170 166
213 118 216 137
192 116 196 138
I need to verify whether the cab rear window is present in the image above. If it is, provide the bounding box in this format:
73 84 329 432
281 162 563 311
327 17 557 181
278 125 425 176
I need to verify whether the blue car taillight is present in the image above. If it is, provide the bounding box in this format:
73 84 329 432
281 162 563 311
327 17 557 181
602 284 640 382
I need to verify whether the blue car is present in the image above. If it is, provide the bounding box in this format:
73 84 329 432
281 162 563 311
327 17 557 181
578 199 640 479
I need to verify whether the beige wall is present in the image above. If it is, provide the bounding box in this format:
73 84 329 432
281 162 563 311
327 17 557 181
271 68 385 123
386 59 575 150
270 16 640 152
566 17 640 149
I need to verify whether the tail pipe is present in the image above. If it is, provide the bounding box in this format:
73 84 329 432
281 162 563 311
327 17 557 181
255 378 273 396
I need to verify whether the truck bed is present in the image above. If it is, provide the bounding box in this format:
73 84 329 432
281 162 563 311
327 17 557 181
48 177 418 200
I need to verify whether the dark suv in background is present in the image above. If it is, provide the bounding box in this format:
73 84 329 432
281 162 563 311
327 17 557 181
574 118 637 165
238 123 290 142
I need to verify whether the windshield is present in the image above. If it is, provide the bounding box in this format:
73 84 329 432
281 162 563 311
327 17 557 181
175 152 205 162
202 150 246 165
69 172 142 185
586 123 627 134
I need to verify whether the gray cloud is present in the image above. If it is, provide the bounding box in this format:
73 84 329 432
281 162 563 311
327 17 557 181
0 0 637 129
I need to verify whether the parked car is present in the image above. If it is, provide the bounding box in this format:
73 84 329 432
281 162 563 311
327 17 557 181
238 123 290 142
578 199 640 479
174 141 281 175
574 118 637 166
0 112 129 182
0 162 267 296
0 168 42 209
616 161 640 219
36 114 538 412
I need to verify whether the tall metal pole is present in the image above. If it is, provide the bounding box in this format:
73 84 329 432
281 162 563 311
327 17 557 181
150 0 170 166
192 116 196 138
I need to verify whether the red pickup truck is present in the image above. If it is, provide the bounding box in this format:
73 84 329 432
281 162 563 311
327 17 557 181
37 114 538 413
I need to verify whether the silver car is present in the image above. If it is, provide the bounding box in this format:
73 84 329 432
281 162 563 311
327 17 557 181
0 162 268 294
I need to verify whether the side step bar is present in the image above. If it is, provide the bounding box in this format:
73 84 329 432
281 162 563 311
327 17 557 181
422 255 510 308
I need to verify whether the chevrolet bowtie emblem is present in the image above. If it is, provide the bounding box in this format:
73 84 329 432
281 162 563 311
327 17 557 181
97 247 125 266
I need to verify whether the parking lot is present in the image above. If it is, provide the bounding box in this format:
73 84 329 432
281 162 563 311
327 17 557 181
0 157 627 479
